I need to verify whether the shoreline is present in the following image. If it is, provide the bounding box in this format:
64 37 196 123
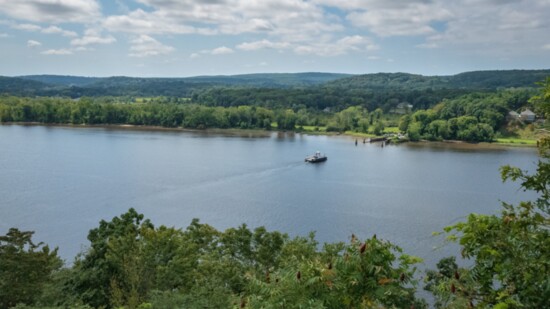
1 122 538 149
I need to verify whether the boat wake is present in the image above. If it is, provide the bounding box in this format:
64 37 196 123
167 161 306 194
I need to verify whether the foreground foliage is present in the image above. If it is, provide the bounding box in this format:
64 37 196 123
0 229 62 309
0 211 426 309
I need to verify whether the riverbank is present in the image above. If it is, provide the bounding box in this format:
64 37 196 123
1 122 539 149
1 122 275 138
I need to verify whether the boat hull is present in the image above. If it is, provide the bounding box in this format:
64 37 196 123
305 156 327 163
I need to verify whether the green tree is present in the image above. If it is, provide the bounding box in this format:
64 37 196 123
407 121 423 141
335 106 367 131
0 229 62 308
373 121 385 136
246 235 426 309
426 120 450 140
74 209 208 309
398 114 411 132
73 208 154 308
276 109 297 130
530 76 550 118
358 118 370 133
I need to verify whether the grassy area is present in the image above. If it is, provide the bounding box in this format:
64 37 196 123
344 131 376 138
495 137 538 146
300 125 327 132
384 126 400 133
382 113 403 124
344 126 400 137
495 123 548 146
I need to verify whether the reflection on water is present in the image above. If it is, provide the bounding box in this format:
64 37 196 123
0 125 538 273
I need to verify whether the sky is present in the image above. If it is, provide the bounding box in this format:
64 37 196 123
0 0 549 77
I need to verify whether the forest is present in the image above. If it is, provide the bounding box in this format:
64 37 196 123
1 70 548 105
1 78 549 309
398 90 533 142
1 70 547 144
0 86 537 142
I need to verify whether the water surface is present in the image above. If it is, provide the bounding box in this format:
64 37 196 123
0 125 538 270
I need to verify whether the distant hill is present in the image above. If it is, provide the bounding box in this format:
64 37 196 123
182 72 352 87
1 70 548 99
326 70 550 90
18 72 350 89
449 70 550 88
0 76 53 96
325 72 447 90
19 75 100 87
6 73 350 97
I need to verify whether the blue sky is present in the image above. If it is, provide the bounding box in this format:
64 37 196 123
1 0 549 77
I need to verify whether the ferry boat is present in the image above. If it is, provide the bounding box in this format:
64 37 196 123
305 151 327 163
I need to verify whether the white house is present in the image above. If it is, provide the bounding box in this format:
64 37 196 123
520 109 536 122
391 102 413 114
507 111 520 121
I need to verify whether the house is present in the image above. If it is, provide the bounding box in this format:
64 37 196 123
391 102 413 114
520 109 536 122
507 111 520 121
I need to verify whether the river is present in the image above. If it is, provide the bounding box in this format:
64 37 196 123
0 124 538 272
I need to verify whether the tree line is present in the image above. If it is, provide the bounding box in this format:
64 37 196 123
0 96 382 133
0 86 537 142
189 86 473 111
0 97 277 130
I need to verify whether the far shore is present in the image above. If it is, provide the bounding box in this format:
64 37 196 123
1 122 538 149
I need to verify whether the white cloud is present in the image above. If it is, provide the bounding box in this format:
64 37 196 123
316 0 550 57
337 35 378 51
12 23 41 32
314 0 430 9
11 22 78 37
236 35 377 56
71 29 116 46
41 48 73 55
129 35 174 57
211 46 234 55
1 0 549 72
0 32 8 38
104 0 343 50
236 40 291 51
103 9 201 35
27 39 41 47
292 35 378 56
74 46 90 52
42 26 77 37
347 2 451 37
0 0 101 23
422 0 550 55
193 46 234 56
